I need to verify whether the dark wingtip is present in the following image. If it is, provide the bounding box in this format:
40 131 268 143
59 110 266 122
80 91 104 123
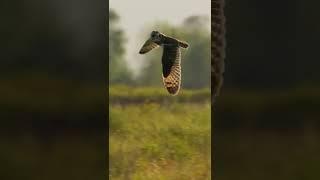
179 41 189 48
139 50 145 54
166 87 180 96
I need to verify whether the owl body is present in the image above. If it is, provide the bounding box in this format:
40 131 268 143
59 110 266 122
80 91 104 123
139 31 188 95
162 35 188 48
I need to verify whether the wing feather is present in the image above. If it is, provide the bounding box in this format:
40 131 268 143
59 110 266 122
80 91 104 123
162 45 181 95
139 38 159 54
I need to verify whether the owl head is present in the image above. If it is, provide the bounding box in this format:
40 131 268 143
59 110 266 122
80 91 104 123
150 31 164 43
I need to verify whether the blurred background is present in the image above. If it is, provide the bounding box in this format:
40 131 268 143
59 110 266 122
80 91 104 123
109 0 212 179
2 0 320 179
0 0 106 179
214 0 320 179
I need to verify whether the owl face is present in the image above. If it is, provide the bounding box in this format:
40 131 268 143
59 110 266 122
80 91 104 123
150 31 163 43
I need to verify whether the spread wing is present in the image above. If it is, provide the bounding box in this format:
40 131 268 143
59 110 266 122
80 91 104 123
139 38 159 54
162 45 181 95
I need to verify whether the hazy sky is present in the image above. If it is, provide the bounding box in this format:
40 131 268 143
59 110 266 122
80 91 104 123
109 0 210 73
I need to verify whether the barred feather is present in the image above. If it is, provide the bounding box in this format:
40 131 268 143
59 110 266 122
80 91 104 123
178 40 189 48
139 31 187 95
162 45 181 95
139 38 159 54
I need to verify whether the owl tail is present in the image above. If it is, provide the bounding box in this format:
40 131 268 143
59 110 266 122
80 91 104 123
178 40 189 48
163 76 180 96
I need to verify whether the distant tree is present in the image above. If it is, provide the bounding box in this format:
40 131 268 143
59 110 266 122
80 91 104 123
181 16 211 89
137 16 211 89
109 9 133 84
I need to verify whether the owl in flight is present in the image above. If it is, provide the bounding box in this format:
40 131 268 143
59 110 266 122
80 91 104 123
139 31 189 95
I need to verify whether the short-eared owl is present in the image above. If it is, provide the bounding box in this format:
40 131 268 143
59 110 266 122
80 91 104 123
139 31 189 95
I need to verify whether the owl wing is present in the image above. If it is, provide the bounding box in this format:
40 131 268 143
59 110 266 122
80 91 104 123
161 45 181 95
139 38 160 54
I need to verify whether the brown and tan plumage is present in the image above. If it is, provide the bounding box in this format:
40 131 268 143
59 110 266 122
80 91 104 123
139 31 188 95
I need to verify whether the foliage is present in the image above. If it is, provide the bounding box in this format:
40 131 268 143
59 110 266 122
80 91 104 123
109 9 133 84
182 16 211 89
109 85 211 104
109 102 211 179
110 85 320 130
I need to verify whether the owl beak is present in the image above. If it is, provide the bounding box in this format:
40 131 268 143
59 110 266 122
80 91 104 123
139 38 158 54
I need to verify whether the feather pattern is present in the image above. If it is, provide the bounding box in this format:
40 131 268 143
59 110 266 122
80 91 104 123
162 45 181 95
139 38 160 54
139 31 188 95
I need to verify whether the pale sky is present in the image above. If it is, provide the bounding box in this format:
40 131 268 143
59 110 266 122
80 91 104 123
109 0 210 74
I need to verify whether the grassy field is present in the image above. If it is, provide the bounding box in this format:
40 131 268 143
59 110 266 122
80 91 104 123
109 86 211 179
109 85 211 105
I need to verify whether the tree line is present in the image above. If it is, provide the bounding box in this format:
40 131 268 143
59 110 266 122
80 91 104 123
109 9 211 89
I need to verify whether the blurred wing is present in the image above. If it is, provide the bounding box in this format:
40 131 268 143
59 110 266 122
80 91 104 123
212 0 226 101
139 38 159 54
161 45 181 95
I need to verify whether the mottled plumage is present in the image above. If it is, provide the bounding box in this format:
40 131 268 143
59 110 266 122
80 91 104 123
139 31 188 95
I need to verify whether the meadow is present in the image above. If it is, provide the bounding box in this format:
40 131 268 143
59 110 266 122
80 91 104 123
109 86 211 179
3 79 319 180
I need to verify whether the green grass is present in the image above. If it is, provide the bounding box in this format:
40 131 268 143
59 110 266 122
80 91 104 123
109 102 211 180
109 85 211 104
